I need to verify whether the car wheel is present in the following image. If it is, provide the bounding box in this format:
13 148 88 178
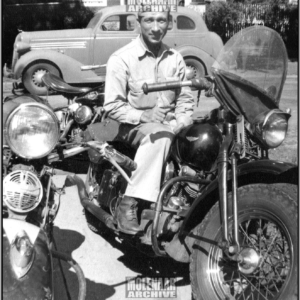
23 62 60 95
184 58 206 80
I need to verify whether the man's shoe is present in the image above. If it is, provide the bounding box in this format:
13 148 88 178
116 196 140 234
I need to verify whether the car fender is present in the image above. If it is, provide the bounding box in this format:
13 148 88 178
14 50 100 84
176 32 223 74
177 45 216 75
180 159 298 236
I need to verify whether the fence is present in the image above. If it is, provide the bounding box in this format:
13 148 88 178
223 3 293 42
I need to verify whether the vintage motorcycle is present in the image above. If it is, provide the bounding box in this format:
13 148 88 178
66 26 298 299
41 72 105 144
2 95 87 299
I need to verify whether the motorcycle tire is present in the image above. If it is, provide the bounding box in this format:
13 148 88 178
190 183 298 300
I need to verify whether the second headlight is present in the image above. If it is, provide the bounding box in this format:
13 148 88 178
250 109 290 149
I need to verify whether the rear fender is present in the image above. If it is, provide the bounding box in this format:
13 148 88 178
180 159 298 236
13 50 101 83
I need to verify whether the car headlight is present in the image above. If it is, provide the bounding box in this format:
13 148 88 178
4 103 60 159
251 109 290 149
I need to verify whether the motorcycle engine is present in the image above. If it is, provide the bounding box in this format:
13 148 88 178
172 122 223 171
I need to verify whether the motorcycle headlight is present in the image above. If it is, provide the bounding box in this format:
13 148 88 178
251 109 290 149
4 103 60 159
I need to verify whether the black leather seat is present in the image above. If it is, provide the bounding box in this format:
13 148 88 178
42 73 92 95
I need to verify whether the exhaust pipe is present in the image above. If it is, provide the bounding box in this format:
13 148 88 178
67 175 116 230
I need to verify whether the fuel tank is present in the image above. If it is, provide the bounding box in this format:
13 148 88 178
172 122 223 171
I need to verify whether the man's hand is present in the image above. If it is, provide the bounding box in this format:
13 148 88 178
140 105 174 123
173 122 185 134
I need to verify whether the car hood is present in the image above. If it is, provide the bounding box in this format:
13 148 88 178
18 28 93 45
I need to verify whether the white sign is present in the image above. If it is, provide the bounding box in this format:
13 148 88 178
83 0 107 7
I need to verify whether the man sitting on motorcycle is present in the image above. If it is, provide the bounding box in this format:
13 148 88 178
89 6 194 234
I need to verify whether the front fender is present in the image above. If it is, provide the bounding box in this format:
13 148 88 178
3 219 53 300
14 50 102 83
180 159 298 236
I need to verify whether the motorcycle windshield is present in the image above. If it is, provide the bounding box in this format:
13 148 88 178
211 26 288 123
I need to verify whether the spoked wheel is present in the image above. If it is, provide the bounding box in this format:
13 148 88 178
190 184 298 300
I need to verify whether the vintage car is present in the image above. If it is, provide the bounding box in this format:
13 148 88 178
11 5 223 95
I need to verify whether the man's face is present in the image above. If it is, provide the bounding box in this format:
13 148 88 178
138 12 169 47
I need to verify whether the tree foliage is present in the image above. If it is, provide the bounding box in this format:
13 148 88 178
205 0 298 58
3 1 94 66
205 1 242 41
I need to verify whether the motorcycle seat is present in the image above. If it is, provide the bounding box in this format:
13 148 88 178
42 73 92 95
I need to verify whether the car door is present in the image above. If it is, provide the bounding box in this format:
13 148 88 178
92 13 138 76
162 14 177 48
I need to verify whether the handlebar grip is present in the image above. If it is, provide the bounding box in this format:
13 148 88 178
142 78 212 94
142 81 182 94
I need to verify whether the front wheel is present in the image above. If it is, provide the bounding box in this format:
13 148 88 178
23 62 60 95
190 184 298 300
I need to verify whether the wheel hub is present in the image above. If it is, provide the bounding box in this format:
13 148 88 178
32 69 47 86
238 247 260 274
186 66 196 80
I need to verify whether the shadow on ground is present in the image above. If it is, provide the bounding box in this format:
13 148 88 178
88 228 190 288
52 227 117 300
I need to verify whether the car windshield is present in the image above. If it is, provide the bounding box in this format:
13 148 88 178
86 12 103 29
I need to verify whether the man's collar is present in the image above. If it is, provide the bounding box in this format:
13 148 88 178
136 35 172 58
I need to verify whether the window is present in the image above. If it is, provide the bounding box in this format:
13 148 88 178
101 14 136 31
177 16 195 30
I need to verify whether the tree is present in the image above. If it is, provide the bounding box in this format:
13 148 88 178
3 1 94 67
205 1 241 42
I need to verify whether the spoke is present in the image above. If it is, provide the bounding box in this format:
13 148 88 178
272 265 285 285
257 277 261 300
259 230 280 269
237 272 247 300
264 277 277 299
258 219 262 256
270 278 280 293
239 224 259 251
239 273 273 300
